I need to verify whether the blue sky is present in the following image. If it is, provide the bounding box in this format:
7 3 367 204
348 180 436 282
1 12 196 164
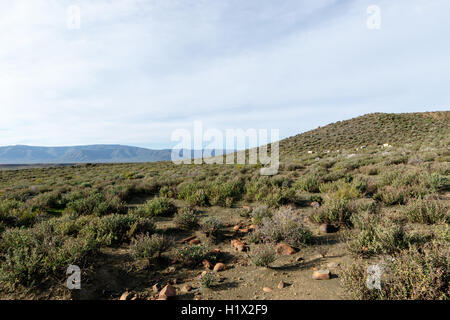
1 0 449 149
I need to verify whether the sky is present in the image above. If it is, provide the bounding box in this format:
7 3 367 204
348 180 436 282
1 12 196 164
1 0 449 149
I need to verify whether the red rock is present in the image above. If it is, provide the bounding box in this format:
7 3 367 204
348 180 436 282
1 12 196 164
248 225 258 230
189 238 201 245
180 235 197 244
159 285 176 299
231 239 246 252
202 259 213 270
232 225 240 231
213 263 226 272
312 269 331 280
240 228 249 233
276 243 296 255
263 287 274 293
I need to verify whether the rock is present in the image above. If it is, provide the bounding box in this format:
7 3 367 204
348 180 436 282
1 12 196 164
131 295 137 300
310 201 321 208
233 225 241 231
211 248 221 254
202 259 213 270
213 263 226 272
319 224 338 234
180 235 197 244
242 206 252 212
231 239 246 252
159 285 176 299
189 238 201 245
295 256 304 262
276 243 296 255
278 281 286 289
263 287 274 293
182 285 192 292
248 225 258 230
119 291 132 300
312 269 331 280
239 228 249 233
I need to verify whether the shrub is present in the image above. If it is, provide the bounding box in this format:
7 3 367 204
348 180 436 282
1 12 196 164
64 192 126 217
0 223 97 287
341 242 449 300
198 272 217 288
176 244 211 267
174 207 199 230
310 198 355 227
294 174 321 193
348 213 411 256
200 217 223 238
403 198 449 224
249 244 277 267
374 186 406 205
133 197 176 217
79 214 139 246
250 206 272 225
130 234 172 260
257 207 312 247
427 173 449 192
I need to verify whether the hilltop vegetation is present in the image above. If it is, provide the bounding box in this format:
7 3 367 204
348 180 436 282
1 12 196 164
0 112 448 300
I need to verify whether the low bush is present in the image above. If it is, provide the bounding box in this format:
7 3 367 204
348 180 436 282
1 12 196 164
341 242 449 300
403 198 449 224
130 234 172 260
257 207 312 247
174 207 199 230
248 244 277 267
132 197 176 217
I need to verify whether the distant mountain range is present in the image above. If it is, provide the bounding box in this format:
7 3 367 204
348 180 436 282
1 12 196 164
0 145 193 164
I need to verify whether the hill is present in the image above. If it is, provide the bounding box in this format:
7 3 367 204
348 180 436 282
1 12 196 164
0 145 173 164
279 111 450 157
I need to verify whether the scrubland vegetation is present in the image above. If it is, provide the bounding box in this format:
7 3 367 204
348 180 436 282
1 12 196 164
0 112 448 300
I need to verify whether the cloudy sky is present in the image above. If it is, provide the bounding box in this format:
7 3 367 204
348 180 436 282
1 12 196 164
1 0 449 149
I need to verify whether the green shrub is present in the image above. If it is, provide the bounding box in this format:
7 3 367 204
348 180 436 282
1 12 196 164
176 244 211 267
174 207 199 230
0 223 97 287
130 234 172 260
374 186 406 205
403 198 449 224
198 272 218 288
79 214 139 246
341 242 449 300
250 206 272 225
310 198 355 227
294 174 321 193
249 244 277 267
200 217 223 238
257 207 312 247
427 173 449 192
348 213 411 256
133 197 176 217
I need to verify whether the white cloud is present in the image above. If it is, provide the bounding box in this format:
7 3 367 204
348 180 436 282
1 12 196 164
0 0 449 148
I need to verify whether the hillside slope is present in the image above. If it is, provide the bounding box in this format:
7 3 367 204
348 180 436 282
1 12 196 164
280 111 450 157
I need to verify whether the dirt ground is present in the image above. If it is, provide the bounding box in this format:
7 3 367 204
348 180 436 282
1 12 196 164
1 200 353 300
